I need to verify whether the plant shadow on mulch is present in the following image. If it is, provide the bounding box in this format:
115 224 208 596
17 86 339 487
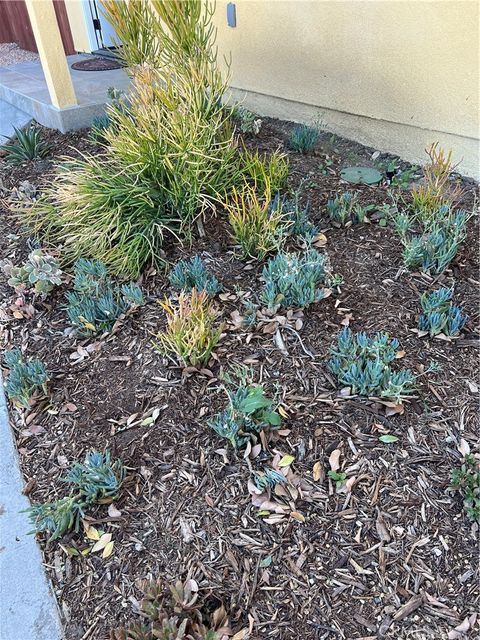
0 120 479 640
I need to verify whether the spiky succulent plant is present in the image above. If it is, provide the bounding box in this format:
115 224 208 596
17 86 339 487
169 256 221 297
418 288 467 337
111 578 219 640
260 249 330 310
329 327 415 402
3 348 48 408
396 205 468 274
326 192 374 226
24 449 125 541
66 258 143 335
269 193 318 242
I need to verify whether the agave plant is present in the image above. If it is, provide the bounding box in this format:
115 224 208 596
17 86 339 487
1 124 50 164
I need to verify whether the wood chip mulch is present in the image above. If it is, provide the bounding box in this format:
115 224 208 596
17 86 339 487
0 120 479 640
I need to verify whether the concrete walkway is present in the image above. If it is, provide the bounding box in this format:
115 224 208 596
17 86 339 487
0 376 63 640
0 99 30 141
0 54 130 132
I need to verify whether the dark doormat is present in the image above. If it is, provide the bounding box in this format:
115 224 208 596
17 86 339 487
71 57 122 71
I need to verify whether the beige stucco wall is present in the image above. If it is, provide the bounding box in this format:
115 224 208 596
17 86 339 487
214 0 479 179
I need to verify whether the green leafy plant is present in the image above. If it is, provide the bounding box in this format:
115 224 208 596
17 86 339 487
451 455 480 523
327 470 347 489
25 450 125 541
418 288 467 337
225 183 289 259
110 578 220 640
209 383 281 449
3 349 48 408
236 106 262 135
260 249 330 310
240 148 289 193
288 123 320 153
1 249 62 294
395 205 468 274
66 258 143 336
326 192 374 226
155 289 223 368
329 327 416 402
169 256 221 297
1 124 50 164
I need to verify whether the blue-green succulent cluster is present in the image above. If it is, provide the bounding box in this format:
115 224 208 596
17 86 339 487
66 258 144 335
260 249 329 310
269 193 318 242
418 288 466 337
287 124 319 153
168 255 221 297
3 348 48 408
208 384 281 449
327 192 374 226
254 468 287 492
25 450 125 541
396 205 467 274
329 327 415 402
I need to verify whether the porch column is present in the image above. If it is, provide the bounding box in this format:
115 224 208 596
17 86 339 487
25 0 77 109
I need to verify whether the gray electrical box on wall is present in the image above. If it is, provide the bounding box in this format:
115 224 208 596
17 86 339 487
227 2 236 27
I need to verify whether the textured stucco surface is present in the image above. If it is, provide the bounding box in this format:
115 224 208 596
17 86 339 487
214 0 479 178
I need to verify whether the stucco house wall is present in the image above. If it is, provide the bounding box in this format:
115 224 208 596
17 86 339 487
65 0 480 178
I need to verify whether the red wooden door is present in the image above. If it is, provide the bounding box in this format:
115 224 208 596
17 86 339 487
0 0 75 55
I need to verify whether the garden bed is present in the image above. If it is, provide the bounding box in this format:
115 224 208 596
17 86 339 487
0 119 479 640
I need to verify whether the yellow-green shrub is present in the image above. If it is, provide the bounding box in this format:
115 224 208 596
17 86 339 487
155 289 223 367
225 182 289 259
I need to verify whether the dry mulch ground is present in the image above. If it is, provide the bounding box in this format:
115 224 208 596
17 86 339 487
0 120 479 640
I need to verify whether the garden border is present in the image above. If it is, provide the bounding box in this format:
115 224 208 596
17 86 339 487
0 371 64 640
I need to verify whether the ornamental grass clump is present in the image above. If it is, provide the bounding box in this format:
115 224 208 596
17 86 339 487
3 349 48 408
395 205 467 274
155 289 223 368
240 148 289 193
169 255 221 297
25 450 125 541
260 249 329 310
66 258 143 336
329 327 415 402
418 288 467 337
1 248 62 295
21 0 243 278
225 183 289 259
208 383 281 449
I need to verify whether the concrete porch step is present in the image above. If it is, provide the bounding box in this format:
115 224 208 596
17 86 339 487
0 99 31 141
